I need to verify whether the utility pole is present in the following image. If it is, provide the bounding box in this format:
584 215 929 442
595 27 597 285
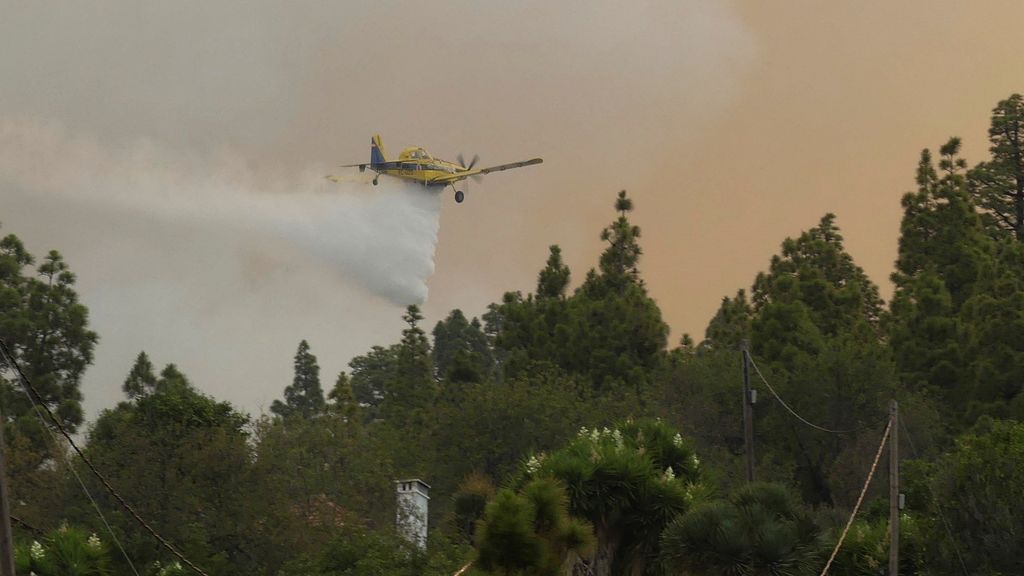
0 407 16 576
741 340 755 483
889 399 899 576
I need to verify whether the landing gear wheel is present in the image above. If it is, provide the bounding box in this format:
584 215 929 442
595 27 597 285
372 176 379 186
455 190 465 203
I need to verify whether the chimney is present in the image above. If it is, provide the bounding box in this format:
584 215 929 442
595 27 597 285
395 479 430 550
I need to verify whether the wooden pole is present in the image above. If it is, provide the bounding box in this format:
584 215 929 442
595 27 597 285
0 408 17 576
741 340 755 483
889 399 899 576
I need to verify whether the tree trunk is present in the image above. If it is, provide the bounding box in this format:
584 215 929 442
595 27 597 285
592 524 622 576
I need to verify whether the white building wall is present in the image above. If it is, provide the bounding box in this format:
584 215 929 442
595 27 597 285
395 479 429 550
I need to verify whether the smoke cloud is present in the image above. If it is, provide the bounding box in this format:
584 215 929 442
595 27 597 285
0 116 442 306
0 0 758 416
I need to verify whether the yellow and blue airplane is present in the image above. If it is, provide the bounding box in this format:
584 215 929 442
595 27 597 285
329 135 542 203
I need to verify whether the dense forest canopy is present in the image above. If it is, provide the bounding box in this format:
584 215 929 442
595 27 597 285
3 95 1024 576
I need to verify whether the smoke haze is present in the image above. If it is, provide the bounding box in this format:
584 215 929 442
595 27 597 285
0 117 443 305
0 116 443 411
1 1 757 416
5 2 1022 417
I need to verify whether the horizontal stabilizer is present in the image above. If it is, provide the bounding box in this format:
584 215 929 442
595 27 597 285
325 174 372 183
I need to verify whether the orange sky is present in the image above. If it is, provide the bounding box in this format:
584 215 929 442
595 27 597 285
3 2 1023 415
425 1 1024 344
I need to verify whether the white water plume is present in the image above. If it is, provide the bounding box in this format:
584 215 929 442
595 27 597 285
0 116 442 305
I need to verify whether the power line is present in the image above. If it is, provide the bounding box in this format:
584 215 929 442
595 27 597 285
9 515 43 537
819 417 891 576
899 417 969 576
18 375 141 576
746 352 879 434
0 339 210 576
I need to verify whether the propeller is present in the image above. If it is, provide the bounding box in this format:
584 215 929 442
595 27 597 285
457 153 483 188
457 153 479 171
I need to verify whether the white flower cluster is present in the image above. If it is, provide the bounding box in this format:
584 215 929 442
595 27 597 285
691 454 700 468
525 455 542 475
578 426 625 449
30 540 45 560
154 560 185 576
87 533 102 550
673 433 684 448
663 466 676 482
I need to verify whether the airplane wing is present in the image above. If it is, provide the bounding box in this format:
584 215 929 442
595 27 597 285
479 158 543 174
429 158 543 184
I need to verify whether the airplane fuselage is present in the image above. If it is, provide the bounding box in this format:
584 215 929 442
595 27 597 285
366 152 464 187
332 136 541 203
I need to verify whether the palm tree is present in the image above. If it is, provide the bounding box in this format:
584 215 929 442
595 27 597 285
525 419 706 576
475 478 593 576
659 482 822 576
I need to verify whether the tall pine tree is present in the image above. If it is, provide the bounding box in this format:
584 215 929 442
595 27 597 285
382 306 435 422
431 309 494 384
0 232 97 432
751 213 883 365
968 93 1024 240
536 245 571 300
271 340 325 419
488 191 667 394
123 351 157 399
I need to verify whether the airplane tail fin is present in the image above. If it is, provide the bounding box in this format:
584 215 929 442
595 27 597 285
370 135 387 165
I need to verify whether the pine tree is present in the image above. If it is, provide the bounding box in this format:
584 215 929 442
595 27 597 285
895 140 992 308
123 351 157 399
431 309 493 383
958 240 1024 420
158 363 190 390
746 214 894 505
571 191 667 392
382 306 434 422
597 190 643 291
0 232 97 433
271 340 325 419
751 213 883 363
888 139 1000 420
968 94 1024 240
488 191 667 393
88 363 252 572
348 344 398 422
327 371 359 423
700 289 752 353
536 245 570 299
887 268 961 398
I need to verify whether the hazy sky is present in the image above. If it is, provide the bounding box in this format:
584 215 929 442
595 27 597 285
2 2 1022 419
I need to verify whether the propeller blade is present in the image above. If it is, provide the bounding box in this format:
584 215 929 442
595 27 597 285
457 153 466 168
468 154 479 170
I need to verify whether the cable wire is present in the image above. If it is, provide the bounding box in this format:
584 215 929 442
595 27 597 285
20 379 141 576
899 417 969 576
0 338 210 576
10 514 44 537
819 417 891 576
746 352 878 434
